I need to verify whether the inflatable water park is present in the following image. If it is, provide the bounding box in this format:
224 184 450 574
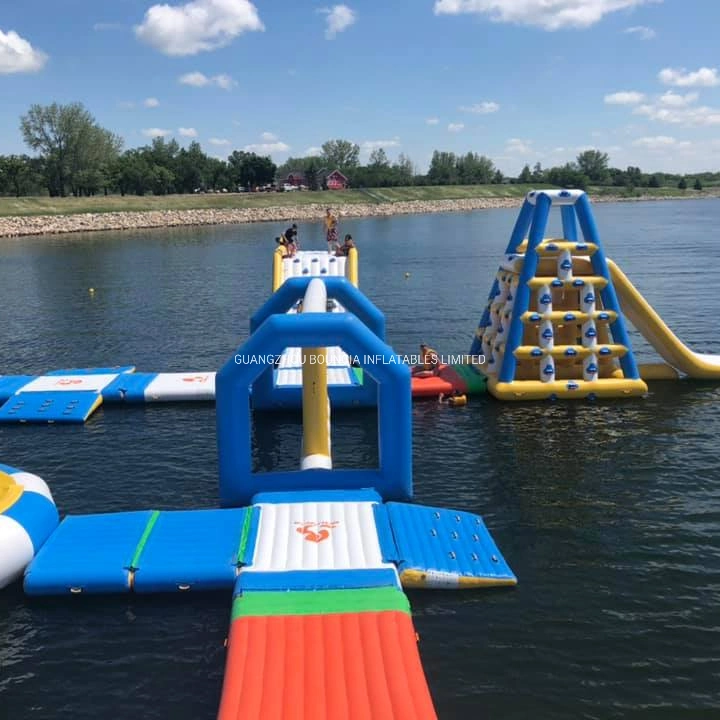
1 189 719 425
1 272 516 718
3 189 720 715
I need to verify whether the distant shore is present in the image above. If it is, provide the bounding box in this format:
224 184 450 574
0 191 715 239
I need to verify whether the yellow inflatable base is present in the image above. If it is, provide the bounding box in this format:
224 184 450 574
487 377 648 401
399 568 518 589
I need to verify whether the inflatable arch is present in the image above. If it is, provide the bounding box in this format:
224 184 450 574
217 311 412 507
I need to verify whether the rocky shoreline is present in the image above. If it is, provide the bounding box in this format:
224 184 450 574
0 193 713 238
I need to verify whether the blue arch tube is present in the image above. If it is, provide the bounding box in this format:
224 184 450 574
217 312 412 507
251 277 385 339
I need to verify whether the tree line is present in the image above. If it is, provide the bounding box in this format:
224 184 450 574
0 103 714 198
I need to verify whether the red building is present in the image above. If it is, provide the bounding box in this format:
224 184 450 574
285 171 305 187
325 169 349 190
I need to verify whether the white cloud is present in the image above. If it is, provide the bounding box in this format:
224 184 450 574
426 117 440 125
433 0 656 31
0 29 47 74
261 131 278 142
658 67 720 88
243 141 291 153
633 103 720 126
460 101 500 114
448 123 464 132
362 139 401 151
213 73 236 89
604 91 645 105
319 5 356 39
305 146 323 156
209 137 230 146
178 71 236 89
658 91 698 107
179 127 198 137
135 0 264 56
506 138 533 154
142 127 172 138
144 97 160 108
632 135 690 150
624 25 655 39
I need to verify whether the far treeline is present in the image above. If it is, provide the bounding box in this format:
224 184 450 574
0 102 714 198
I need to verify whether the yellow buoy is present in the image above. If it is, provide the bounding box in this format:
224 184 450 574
404 272 410 279
88 288 95 294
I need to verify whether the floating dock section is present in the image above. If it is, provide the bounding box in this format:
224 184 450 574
0 367 216 424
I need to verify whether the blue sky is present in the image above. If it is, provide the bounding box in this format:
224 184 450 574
2 0 720 174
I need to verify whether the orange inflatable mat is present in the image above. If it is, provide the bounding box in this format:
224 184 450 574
218 589 437 720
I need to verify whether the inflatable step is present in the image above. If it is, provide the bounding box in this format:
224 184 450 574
377 503 517 588
25 508 250 595
0 390 104 423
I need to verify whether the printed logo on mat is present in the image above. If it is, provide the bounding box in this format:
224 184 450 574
295 521 339 543
182 375 210 383
55 379 84 386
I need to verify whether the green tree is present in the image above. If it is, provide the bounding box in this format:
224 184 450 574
304 158 322 191
20 102 122 196
518 164 532 184
428 151 458 185
648 174 661 188
276 155 320 180
492 169 504 184
456 152 495 184
678 177 687 190
531 162 545 182
0 155 41 197
546 163 588 190
111 150 154 195
321 139 360 172
393 153 414 185
228 151 276 190
368 148 389 168
175 141 208 192
694 177 703 191
576 149 609 183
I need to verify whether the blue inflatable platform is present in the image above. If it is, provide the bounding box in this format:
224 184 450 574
24 508 249 595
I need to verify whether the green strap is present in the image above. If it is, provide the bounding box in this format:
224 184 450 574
236 508 253 564
128 510 160 570
232 587 410 621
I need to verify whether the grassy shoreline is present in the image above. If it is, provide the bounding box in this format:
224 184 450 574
0 185 716 238
1 184 716 218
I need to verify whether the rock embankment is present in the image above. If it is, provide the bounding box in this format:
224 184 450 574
0 194 711 238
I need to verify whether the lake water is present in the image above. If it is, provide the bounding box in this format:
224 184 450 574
1 200 720 719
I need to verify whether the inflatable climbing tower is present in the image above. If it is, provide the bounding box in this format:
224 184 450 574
470 189 648 400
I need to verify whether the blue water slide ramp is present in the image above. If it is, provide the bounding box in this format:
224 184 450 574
24 507 249 595
376 502 517 589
